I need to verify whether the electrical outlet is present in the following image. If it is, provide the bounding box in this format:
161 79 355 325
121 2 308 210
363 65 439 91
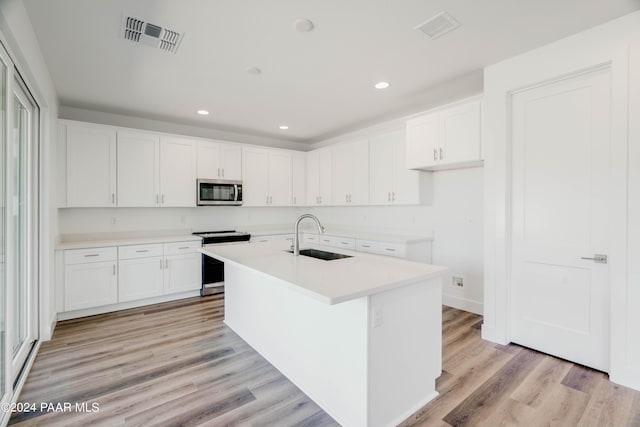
452 276 464 287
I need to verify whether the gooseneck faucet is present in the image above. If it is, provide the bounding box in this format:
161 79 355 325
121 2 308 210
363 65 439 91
293 214 325 256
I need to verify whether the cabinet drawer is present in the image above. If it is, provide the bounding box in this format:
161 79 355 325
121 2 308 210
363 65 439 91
334 237 356 250
65 247 117 265
379 243 406 258
164 241 201 256
303 234 319 244
318 236 336 246
119 244 163 259
356 240 380 254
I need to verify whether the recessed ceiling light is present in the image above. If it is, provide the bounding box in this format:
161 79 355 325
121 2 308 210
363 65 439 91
375 82 390 89
293 18 314 32
246 66 262 75
197 110 210 115
279 125 289 130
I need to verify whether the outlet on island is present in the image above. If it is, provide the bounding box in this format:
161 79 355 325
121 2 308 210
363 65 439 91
452 276 464 287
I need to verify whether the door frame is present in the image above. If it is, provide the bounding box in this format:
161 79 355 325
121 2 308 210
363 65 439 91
481 21 632 385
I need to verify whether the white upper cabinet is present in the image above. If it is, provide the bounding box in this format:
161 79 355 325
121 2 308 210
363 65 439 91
406 98 482 170
307 148 333 205
117 131 160 207
196 141 242 180
370 129 431 205
242 147 292 206
292 151 306 206
160 137 197 207
333 139 369 205
66 124 117 207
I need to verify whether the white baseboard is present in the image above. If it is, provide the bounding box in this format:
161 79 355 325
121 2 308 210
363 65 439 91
610 368 640 392
481 324 510 345
57 290 201 321
443 294 483 315
40 314 57 341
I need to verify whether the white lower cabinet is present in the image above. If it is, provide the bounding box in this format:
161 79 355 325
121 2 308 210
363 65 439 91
64 247 118 311
164 242 202 293
63 240 201 315
118 244 164 302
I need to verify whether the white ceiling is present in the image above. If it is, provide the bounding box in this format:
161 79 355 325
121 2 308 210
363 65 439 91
24 0 640 143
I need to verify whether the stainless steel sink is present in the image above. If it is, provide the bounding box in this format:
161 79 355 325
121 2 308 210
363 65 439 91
285 248 353 261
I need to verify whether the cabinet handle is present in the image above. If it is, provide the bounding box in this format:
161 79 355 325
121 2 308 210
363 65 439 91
346 194 348 203
362 244 371 248
84 254 100 257
439 148 443 160
162 194 165 204
392 192 395 202
112 193 115 204
319 196 322 204
433 149 437 161
136 249 149 253
165 259 169 269
293 196 296 205
385 248 396 252
388 192 391 202
266 196 269 204
113 264 116 275
269 196 273 204
221 168 225 177
160 259 163 269
218 168 221 177
156 194 159 204
179 246 190 250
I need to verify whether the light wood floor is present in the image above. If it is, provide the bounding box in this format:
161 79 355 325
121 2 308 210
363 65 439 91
10 296 640 426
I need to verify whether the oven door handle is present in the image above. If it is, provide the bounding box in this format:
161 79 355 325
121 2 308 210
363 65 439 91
234 184 238 202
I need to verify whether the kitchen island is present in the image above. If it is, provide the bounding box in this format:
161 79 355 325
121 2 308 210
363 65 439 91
200 241 449 427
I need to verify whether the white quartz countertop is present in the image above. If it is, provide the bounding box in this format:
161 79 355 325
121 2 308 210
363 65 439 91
242 225 433 244
200 240 448 305
57 233 201 250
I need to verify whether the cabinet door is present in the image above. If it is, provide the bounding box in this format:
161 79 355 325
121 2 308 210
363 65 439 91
392 130 420 204
292 151 306 206
369 132 395 205
318 148 333 205
65 261 118 311
350 139 370 205
164 253 201 294
159 137 196 207
268 151 292 205
66 125 117 207
440 101 481 165
242 147 269 206
220 144 242 180
306 150 320 205
118 257 164 302
406 113 439 169
197 141 221 179
332 144 352 205
117 131 160 207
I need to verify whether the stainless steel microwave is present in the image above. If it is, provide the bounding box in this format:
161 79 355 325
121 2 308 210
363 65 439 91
197 179 243 206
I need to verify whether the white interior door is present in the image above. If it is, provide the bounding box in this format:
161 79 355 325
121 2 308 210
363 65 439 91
511 67 611 371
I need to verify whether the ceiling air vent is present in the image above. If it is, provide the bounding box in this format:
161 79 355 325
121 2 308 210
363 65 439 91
122 16 183 54
415 11 460 40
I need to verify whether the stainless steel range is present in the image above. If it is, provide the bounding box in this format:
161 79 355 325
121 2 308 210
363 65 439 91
193 230 251 296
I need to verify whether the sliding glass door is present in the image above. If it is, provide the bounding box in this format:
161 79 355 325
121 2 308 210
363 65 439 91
0 40 40 412
9 80 37 381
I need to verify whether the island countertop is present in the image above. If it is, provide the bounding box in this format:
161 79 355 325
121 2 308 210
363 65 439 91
200 240 449 305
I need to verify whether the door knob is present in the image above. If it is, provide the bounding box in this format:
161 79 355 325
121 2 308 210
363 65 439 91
581 254 608 264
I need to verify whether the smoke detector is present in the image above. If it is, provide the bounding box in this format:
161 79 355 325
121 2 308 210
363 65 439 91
415 11 460 40
122 16 184 54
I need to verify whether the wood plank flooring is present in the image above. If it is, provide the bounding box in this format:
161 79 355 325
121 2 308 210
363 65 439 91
10 297 640 426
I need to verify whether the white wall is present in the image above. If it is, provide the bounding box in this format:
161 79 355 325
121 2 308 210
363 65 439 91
482 10 640 390
58 206 303 236
0 0 59 340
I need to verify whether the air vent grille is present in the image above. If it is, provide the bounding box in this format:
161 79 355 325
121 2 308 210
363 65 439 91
122 16 183 54
415 11 460 40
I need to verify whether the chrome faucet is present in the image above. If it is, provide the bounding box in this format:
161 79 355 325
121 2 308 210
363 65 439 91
293 214 325 256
